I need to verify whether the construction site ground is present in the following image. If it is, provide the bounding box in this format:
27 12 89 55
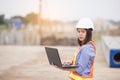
0 40 120 80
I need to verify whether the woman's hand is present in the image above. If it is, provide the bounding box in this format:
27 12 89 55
51 62 75 72
63 61 72 65
59 67 75 72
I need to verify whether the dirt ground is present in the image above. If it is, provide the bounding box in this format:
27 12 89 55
0 40 120 80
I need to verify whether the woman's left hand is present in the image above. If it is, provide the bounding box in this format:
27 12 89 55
52 65 75 71
58 67 75 71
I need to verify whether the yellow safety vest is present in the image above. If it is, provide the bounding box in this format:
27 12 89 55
69 41 96 80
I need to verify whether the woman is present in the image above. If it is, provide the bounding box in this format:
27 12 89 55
54 18 96 80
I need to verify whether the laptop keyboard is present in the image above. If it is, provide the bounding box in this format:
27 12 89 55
62 64 72 67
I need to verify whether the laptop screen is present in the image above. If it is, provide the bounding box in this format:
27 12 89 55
45 47 62 67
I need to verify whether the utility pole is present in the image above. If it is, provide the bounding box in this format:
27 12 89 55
36 0 42 45
39 0 42 22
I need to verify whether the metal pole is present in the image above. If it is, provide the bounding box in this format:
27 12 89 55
37 0 42 45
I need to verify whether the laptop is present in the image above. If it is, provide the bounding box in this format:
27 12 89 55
45 47 78 68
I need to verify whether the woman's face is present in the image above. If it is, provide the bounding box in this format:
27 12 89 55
77 28 87 41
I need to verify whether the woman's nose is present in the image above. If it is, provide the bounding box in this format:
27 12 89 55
79 32 82 35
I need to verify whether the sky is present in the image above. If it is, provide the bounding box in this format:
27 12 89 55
0 0 120 21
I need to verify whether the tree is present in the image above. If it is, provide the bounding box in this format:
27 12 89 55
24 12 39 25
0 14 5 25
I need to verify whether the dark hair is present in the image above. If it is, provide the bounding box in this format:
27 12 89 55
78 28 92 46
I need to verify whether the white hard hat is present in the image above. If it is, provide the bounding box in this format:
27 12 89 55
76 18 94 30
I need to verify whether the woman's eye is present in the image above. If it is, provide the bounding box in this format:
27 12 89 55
82 31 85 33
